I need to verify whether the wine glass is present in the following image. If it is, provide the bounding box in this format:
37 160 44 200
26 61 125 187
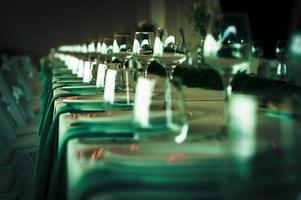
204 13 253 101
84 42 98 83
101 37 114 63
103 63 136 109
203 13 252 136
251 41 264 76
87 41 96 53
275 40 288 79
96 38 103 54
95 38 104 61
153 27 187 80
252 41 264 58
133 75 189 144
80 43 88 54
113 34 133 68
93 37 113 88
132 32 155 77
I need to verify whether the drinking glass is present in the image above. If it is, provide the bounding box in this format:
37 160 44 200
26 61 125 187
96 39 103 54
252 41 264 58
275 40 288 78
132 32 155 77
101 37 114 63
87 41 96 54
204 13 253 101
203 13 252 136
113 34 133 68
153 28 187 80
103 63 136 109
250 41 264 76
80 43 88 54
95 38 104 62
132 75 189 144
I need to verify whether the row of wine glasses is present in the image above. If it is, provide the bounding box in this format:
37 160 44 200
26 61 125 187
57 13 254 138
64 28 187 82
55 51 189 144
107 14 252 102
112 28 187 81
58 12 255 104
59 13 255 103
57 11 290 153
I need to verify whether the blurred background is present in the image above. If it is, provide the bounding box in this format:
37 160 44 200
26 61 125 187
0 0 295 61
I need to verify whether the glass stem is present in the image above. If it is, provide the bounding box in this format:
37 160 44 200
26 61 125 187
143 66 148 78
165 79 173 127
120 60 126 90
223 71 233 102
199 36 205 65
222 71 233 132
166 66 175 80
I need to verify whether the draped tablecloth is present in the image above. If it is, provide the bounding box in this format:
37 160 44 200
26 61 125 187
55 89 299 200
36 58 301 200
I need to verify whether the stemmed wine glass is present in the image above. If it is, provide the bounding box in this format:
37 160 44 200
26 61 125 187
153 28 187 80
94 37 114 88
96 38 103 54
102 37 114 63
204 13 253 101
87 40 96 54
252 41 264 58
94 37 112 89
275 40 288 79
113 34 133 68
81 43 88 54
204 13 252 136
132 32 155 77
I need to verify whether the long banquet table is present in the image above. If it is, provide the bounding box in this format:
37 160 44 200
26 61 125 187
36 57 301 200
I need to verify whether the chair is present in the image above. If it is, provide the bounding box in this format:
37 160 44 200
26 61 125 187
0 87 37 200
0 94 37 153
2 55 40 119
0 70 27 127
